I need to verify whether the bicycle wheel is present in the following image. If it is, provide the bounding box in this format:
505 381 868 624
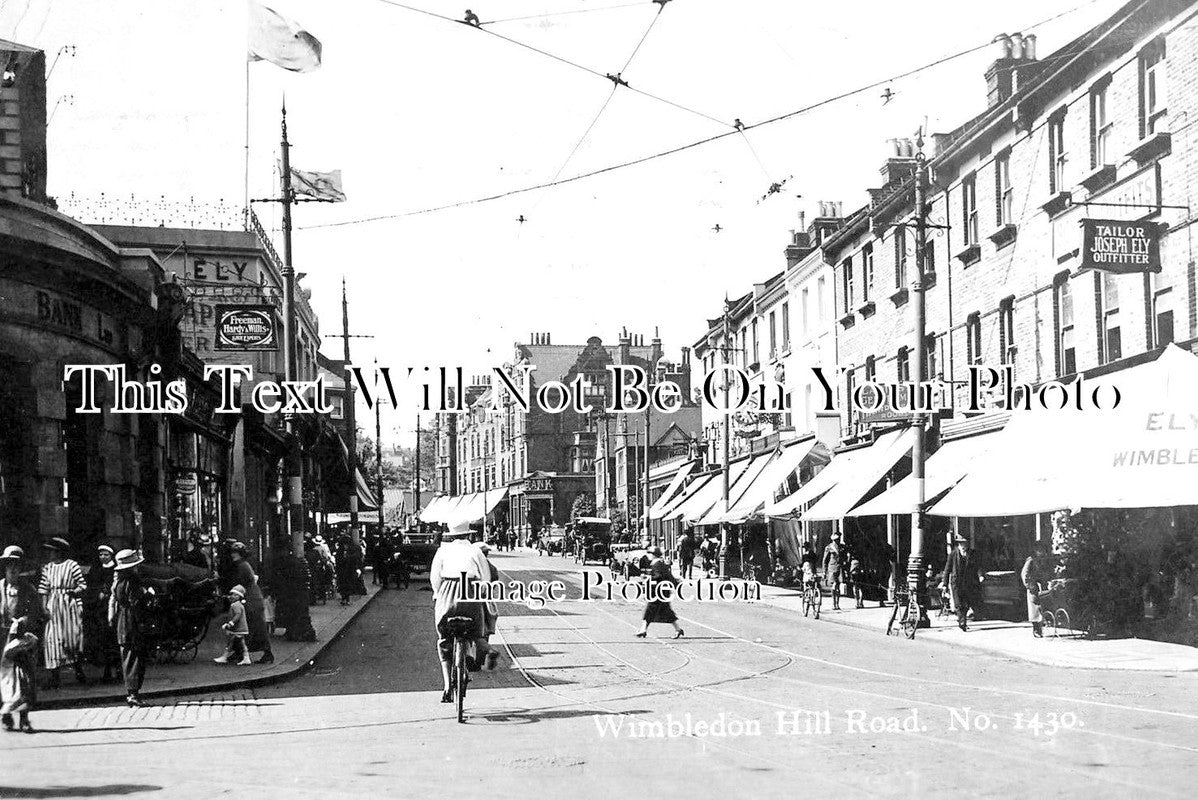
802 591 811 617
454 639 467 723
813 588 821 620
886 599 901 636
902 597 919 639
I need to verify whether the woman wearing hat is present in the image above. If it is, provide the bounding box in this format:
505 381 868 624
0 546 37 633
84 546 121 683
431 521 499 703
635 546 684 639
38 537 88 688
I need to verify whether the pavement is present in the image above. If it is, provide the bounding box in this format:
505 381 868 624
754 583 1198 671
6 551 1198 799
35 581 383 708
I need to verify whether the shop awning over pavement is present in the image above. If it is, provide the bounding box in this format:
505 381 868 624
646 461 696 519
848 433 995 517
424 494 467 523
694 450 776 526
802 428 917 521
764 429 910 519
651 473 713 521
668 456 754 525
931 345 1198 517
355 468 378 512
710 438 829 524
420 496 446 522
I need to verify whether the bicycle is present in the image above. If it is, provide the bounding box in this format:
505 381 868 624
445 616 473 723
885 587 920 639
802 578 822 619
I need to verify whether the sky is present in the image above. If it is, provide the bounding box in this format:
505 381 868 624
0 0 1127 444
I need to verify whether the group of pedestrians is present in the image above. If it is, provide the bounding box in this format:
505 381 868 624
306 532 368 605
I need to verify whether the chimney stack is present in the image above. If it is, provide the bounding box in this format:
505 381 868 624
985 32 1037 108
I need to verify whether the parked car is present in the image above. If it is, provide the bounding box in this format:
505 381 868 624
609 548 652 580
569 517 613 565
401 529 440 574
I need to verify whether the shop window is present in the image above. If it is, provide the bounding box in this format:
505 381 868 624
894 225 908 288
1054 275 1076 375
1151 269 1174 347
1140 38 1167 138
1048 110 1067 194
965 312 982 365
1099 272 1121 364
962 173 978 246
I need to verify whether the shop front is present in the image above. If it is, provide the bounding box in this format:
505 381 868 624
509 472 591 545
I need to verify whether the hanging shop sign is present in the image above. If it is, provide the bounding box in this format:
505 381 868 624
215 305 278 350
1078 219 1162 275
174 476 198 495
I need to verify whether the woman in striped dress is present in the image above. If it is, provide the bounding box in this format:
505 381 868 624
38 537 87 688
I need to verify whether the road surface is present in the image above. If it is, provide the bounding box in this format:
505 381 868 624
2 550 1196 798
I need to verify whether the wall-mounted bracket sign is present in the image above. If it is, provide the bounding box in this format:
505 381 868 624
1078 218 1162 275
215 305 278 350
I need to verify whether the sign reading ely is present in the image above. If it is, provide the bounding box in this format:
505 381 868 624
1079 218 1161 274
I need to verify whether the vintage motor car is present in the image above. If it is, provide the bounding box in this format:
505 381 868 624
569 517 613 565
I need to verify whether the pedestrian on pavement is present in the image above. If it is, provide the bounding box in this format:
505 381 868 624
677 532 696 580
335 535 363 605
110 548 152 707
214 585 251 666
224 542 273 664
944 536 982 631
635 547 684 639
822 532 846 610
372 531 390 590
84 545 120 683
431 520 499 703
38 537 88 688
1021 543 1051 638
1 615 38 733
1 546 38 633
849 554 866 608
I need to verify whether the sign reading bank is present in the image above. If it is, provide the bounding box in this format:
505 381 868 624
1079 218 1161 275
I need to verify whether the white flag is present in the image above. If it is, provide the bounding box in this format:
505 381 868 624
290 167 346 202
248 0 322 73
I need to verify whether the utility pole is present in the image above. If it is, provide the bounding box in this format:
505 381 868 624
414 413 421 528
908 132 931 627
278 101 314 641
719 300 732 580
341 278 359 535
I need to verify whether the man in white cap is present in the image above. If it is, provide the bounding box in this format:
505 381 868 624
431 521 498 703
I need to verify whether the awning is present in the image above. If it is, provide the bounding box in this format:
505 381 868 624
419 496 446 522
711 438 827 524
848 433 995 516
668 456 755 525
765 445 867 517
447 488 509 524
802 428 916 521
694 451 775 526
651 473 713 521
425 495 466 523
931 345 1198 516
646 461 696 519
355 468 378 512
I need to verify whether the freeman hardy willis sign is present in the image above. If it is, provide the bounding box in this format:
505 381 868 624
1079 218 1162 275
214 304 278 351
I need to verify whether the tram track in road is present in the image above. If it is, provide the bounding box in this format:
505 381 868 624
499 558 1195 796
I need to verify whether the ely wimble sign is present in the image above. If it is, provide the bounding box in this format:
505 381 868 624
215 305 278 351
1079 218 1162 275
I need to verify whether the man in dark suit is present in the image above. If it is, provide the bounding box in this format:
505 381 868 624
944 536 981 631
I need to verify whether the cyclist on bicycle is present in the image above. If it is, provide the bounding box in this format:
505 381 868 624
800 542 819 588
431 520 499 704
822 532 846 610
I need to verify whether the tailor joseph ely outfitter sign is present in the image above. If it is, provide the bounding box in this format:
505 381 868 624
59 362 1125 416
1079 218 1162 275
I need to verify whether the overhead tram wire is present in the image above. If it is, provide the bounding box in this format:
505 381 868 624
481 2 647 27
373 0 732 129
305 0 1105 230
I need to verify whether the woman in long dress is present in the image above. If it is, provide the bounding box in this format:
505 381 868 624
38 537 87 687
431 521 498 703
225 542 273 664
636 547 684 639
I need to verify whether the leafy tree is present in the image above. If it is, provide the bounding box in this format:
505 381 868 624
357 432 402 490
572 493 596 521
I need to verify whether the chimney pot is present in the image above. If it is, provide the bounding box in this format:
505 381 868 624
1023 34 1036 60
993 33 1012 60
1010 32 1025 59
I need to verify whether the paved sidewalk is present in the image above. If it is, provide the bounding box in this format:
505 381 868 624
756 583 1198 672
37 582 384 708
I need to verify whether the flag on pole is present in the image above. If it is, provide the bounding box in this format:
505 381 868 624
248 0 322 73
290 166 347 202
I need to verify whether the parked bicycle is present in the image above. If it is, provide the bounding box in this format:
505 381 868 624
885 586 920 639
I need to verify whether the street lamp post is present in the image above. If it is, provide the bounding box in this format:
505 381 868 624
907 136 932 627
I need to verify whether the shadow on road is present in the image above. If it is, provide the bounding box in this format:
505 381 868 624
0 786 162 798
